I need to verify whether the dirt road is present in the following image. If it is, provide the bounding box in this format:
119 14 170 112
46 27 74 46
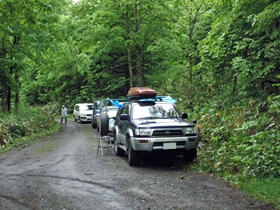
0 120 274 210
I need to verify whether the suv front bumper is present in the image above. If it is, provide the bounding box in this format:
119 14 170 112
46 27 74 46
130 136 198 152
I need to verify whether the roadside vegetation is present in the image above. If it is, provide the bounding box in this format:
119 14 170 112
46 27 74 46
187 95 280 209
0 0 279 209
0 103 60 154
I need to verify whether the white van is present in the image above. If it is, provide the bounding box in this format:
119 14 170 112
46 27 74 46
73 103 93 123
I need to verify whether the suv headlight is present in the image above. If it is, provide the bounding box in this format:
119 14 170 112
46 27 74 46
135 128 152 136
182 127 196 134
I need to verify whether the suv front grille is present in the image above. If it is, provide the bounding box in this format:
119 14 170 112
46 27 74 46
152 129 183 137
153 141 186 147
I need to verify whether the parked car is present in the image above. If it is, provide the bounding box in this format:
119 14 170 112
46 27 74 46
96 106 119 136
73 103 93 123
113 87 199 166
91 98 128 129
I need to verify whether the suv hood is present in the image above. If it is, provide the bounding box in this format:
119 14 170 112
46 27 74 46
133 118 194 128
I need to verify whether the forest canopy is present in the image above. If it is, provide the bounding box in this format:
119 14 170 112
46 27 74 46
0 0 279 109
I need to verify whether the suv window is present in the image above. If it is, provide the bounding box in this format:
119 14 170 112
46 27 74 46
132 103 179 119
122 104 130 115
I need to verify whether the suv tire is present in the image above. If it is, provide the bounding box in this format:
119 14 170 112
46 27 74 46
127 138 139 166
114 133 125 156
92 121 97 128
183 149 197 163
100 113 109 136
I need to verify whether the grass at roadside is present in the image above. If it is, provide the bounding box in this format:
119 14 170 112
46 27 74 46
0 103 62 155
191 164 280 210
240 178 280 210
0 122 61 155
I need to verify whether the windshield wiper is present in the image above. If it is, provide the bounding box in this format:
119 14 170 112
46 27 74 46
136 117 158 120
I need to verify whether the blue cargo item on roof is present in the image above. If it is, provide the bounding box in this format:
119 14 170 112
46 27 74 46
107 98 124 108
156 96 177 104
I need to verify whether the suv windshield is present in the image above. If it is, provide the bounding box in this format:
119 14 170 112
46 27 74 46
132 103 179 119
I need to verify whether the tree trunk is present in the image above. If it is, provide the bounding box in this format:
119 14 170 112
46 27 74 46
136 46 144 86
15 69 20 113
1 85 7 113
125 5 133 88
127 46 133 88
7 86 11 112
13 36 20 113
1 37 7 113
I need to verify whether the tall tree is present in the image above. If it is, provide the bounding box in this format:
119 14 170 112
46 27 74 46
199 0 280 105
71 0 173 96
144 0 216 108
0 0 68 112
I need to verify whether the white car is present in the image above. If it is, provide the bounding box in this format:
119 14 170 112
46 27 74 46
73 103 93 123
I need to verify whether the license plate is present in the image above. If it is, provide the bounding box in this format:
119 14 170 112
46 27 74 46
163 142 176 150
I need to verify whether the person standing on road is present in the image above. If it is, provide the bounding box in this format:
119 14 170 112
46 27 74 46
61 105 68 124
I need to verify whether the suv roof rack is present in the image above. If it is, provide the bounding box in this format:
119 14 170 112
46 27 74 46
126 87 177 104
127 87 157 99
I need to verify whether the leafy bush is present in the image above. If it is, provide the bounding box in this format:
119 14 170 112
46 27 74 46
0 103 60 149
193 95 280 179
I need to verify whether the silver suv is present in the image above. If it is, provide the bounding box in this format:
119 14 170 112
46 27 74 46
113 99 199 166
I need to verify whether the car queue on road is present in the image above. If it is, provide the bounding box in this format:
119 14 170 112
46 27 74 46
72 87 199 166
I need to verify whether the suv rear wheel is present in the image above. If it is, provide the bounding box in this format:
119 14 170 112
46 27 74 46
114 133 125 156
127 138 139 166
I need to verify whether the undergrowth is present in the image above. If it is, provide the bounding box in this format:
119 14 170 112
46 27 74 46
0 103 61 153
190 94 280 209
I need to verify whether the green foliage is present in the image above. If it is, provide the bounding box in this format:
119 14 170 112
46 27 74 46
193 95 280 179
0 103 60 150
198 0 280 105
0 0 69 112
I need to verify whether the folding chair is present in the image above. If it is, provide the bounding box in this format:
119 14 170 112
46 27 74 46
96 135 113 155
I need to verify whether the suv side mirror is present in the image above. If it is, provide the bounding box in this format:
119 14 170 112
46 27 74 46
120 114 129 120
181 113 188 119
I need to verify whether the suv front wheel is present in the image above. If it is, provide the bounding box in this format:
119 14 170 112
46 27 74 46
183 148 197 163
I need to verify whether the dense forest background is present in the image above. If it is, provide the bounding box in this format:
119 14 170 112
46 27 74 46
1 0 279 110
1 0 280 195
